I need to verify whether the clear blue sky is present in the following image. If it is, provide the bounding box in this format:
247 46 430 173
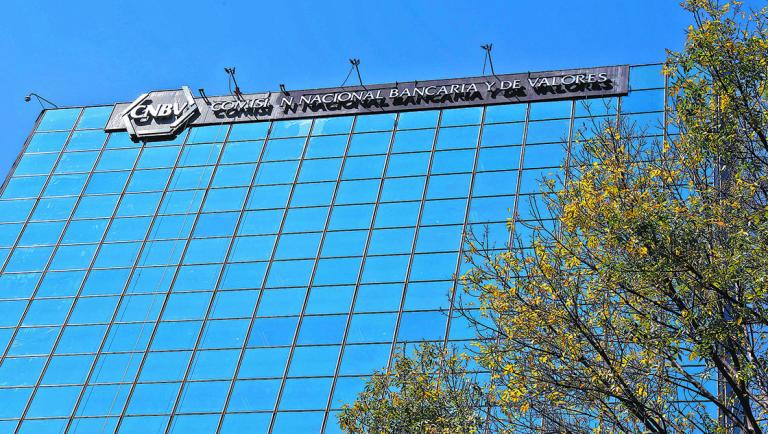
0 0 694 180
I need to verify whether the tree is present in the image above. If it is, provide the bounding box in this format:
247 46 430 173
337 343 495 434
339 1 768 433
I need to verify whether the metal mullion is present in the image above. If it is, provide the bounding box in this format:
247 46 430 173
442 106 486 348
555 100 577 241
387 110 443 365
318 115 400 433
213 119 315 434
60 132 195 432
508 103 532 246
0 110 86 370
18 135 153 433
266 117 359 434
15 135 148 431
0 110 86 276
616 93 623 129
160 127 272 434
0 110 47 202
110 126 233 433
663 72 670 143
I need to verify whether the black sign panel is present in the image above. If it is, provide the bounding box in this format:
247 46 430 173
105 65 629 136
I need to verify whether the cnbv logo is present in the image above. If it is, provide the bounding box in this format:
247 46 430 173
121 86 198 141
128 100 191 121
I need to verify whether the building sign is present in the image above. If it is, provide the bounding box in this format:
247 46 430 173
119 86 198 141
106 65 629 140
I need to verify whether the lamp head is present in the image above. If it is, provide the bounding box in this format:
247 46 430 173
24 94 32 102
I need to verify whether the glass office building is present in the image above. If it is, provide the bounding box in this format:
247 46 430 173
0 64 664 434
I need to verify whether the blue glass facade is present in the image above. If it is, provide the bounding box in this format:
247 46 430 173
0 64 664 433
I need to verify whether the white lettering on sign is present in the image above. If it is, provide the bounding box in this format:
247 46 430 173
129 102 189 121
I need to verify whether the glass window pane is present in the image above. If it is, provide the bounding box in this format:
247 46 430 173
169 166 214 190
347 312 397 343
228 122 269 142
188 349 240 380
239 348 290 378
305 285 354 314
391 129 434 153
194 212 239 238
481 122 524 147
176 380 229 413
210 290 259 319
105 132 138 149
2 176 47 199
26 385 82 417
77 106 112 129
440 107 482 126
257 287 306 316
529 100 572 120
263 138 305 161
14 153 59 176
339 343 390 375
290 182 335 207
348 132 391 156
188 125 228 144
212 163 257 187
0 199 35 223
426 173 471 199
288 345 340 376
312 116 353 136
485 104 526 123
86 171 130 195
321 230 367 257
151 321 202 351
96 149 140 171
473 170 518 196
228 379 280 411
421 199 467 225
140 351 193 382
44 173 88 197
334 179 379 205
179 143 222 166
73 195 119 219
248 316 298 347
431 149 475 174
328 204 373 230
66 130 107 151
199 319 249 349
313 257 362 286
354 113 395 132
219 140 262 164
477 145 521 171
126 382 181 415
270 120 311 138
341 155 386 180
526 120 571 144
39 109 80 131
397 311 447 341
380 176 425 202
253 161 299 185
202 187 248 212
297 315 346 344
298 158 343 182
104 217 151 242
398 110 439 130
361 255 410 283
435 125 480 149
368 228 415 255
27 132 69 153
305 135 348 158
385 152 430 177
55 151 99 174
